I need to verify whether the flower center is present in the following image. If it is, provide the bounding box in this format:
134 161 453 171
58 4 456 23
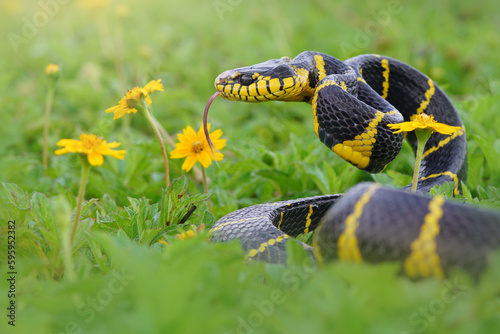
125 87 147 101
80 134 103 150
192 141 204 154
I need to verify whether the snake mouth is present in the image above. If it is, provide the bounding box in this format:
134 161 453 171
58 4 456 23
214 61 301 102
215 71 296 102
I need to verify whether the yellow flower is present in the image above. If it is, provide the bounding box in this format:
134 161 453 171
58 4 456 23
105 79 164 120
387 113 461 135
175 230 196 240
46 64 59 76
46 64 60 83
55 133 126 166
2 0 23 14
170 124 226 172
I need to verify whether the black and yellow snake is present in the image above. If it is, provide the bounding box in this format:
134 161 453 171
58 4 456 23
207 51 500 279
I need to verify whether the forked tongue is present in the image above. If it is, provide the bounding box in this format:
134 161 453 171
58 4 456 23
203 91 220 163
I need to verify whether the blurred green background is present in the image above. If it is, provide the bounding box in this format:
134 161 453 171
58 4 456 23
2 0 500 203
1 0 500 333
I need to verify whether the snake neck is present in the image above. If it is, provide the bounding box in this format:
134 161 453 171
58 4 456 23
214 51 357 103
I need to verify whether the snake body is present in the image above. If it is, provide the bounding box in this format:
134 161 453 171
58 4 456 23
209 51 500 279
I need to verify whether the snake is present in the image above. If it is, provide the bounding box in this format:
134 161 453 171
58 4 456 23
206 51 500 279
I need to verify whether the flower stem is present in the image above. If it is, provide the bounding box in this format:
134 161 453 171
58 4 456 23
42 85 56 170
70 156 90 245
411 141 424 193
143 107 170 187
152 114 176 148
201 167 212 213
411 128 433 193
54 195 76 282
154 115 205 181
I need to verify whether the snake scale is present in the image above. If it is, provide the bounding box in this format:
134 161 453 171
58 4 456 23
207 51 500 279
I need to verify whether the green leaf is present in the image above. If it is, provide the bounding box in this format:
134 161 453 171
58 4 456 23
152 211 161 229
322 161 339 193
429 181 455 197
113 213 135 239
371 172 394 186
2 182 30 210
55 182 76 209
140 229 163 246
261 150 278 167
30 192 54 228
186 192 212 205
80 198 99 217
255 169 299 195
477 185 489 200
302 164 329 194
476 135 500 185
286 239 314 267
101 193 118 214
200 210 216 227
84 232 109 274
461 181 473 200
159 175 189 226
93 217 119 232
170 175 189 198
148 229 169 246
385 169 413 187
127 196 142 212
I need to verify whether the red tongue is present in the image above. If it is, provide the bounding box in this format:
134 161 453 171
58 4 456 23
203 91 221 161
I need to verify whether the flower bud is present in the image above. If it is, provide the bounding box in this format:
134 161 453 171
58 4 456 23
46 64 60 82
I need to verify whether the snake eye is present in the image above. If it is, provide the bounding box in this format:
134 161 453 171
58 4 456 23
240 74 254 86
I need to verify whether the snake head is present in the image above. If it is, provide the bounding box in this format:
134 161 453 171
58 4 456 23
215 56 312 102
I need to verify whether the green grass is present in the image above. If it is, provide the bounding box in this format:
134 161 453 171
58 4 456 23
1 0 500 333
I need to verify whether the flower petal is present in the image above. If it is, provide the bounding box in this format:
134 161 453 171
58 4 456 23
197 123 211 139
209 129 223 140
184 126 198 142
431 123 461 135
105 104 121 114
113 106 131 120
170 144 191 159
181 154 198 172
87 152 104 166
197 151 213 168
54 133 126 165
212 138 227 150
54 148 70 155
388 112 462 137
104 149 126 160
56 138 81 148
214 151 224 161
144 79 164 93
105 141 121 148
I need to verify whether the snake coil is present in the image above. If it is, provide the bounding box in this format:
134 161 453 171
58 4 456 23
208 51 500 279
